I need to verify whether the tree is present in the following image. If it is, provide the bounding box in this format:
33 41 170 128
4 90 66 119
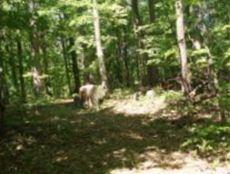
0 34 5 133
0 0 228 120
175 0 191 95
131 0 147 86
61 37 72 95
92 0 108 90
0 67 4 134
147 0 159 86
16 34 26 102
69 37 81 93
148 0 155 23
29 0 43 97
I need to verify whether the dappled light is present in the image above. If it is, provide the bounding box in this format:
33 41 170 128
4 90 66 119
0 98 229 174
0 0 229 173
102 94 167 116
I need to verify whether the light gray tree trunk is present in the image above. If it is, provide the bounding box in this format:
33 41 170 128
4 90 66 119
29 0 42 97
175 0 191 95
92 0 108 90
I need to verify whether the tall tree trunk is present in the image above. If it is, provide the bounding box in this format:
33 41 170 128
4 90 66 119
29 0 42 97
69 37 81 93
148 0 155 23
121 31 130 87
16 37 26 102
0 64 5 134
115 30 125 86
41 36 52 96
147 0 159 86
92 0 109 89
175 0 191 95
61 38 71 95
0 33 5 133
131 0 147 86
116 29 131 87
30 34 42 97
115 45 123 85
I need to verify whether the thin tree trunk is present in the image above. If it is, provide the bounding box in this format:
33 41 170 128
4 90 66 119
69 37 80 93
121 31 130 87
0 66 5 134
41 36 52 96
148 0 155 23
30 34 42 97
175 0 191 95
92 0 109 89
116 30 125 85
29 0 42 97
0 33 5 133
148 0 159 86
16 37 26 102
131 0 147 86
61 38 71 95
116 28 131 87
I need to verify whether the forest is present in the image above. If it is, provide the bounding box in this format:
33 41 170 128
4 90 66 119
0 0 229 173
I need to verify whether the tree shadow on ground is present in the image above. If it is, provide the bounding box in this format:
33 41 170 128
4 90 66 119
0 102 229 174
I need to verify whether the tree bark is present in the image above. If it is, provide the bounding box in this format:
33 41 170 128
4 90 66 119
69 37 81 93
61 38 72 95
29 0 42 97
131 0 147 86
92 0 109 90
116 42 123 85
148 0 155 23
148 0 159 86
175 0 191 95
122 40 130 87
0 66 5 134
121 30 130 87
0 33 5 133
16 37 26 102
41 36 53 96
115 29 126 86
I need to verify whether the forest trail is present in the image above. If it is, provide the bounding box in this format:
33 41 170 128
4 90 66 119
0 97 229 174
102 95 167 116
111 152 229 174
1 0 229 173
104 95 230 174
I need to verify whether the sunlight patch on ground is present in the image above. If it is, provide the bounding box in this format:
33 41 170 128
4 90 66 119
54 98 73 104
103 95 167 116
110 151 230 174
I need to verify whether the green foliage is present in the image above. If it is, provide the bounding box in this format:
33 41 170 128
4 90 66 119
110 88 133 99
218 82 230 117
0 0 229 108
163 90 183 103
182 122 230 156
1 100 229 173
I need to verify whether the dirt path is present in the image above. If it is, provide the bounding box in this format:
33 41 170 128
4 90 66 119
102 96 230 174
102 95 167 116
1 97 229 174
111 152 230 174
